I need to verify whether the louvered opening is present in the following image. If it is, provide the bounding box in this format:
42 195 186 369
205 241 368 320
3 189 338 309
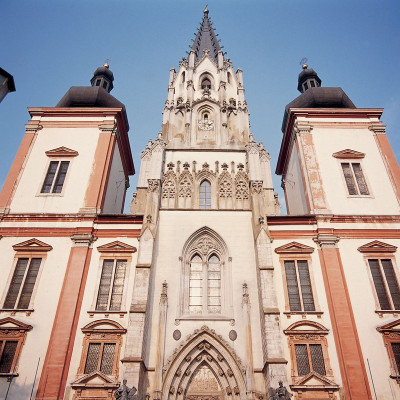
352 163 369 195
96 260 114 311
52 161 70 193
369 259 391 310
310 344 326 375
295 344 310 375
17 258 41 309
297 260 315 311
341 163 358 195
0 341 18 373
3 258 29 309
84 343 101 374
285 261 301 311
41 161 58 193
382 259 400 309
109 260 127 311
100 343 116 375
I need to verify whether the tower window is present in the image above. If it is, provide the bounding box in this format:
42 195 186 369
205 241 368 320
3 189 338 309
96 79 101 86
341 162 369 195
182 71 185 83
310 80 315 87
303 82 308 91
199 180 211 209
103 81 108 89
41 161 70 194
227 72 231 84
201 78 211 90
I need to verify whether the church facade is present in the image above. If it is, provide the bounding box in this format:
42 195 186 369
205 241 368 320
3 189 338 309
1 8 400 400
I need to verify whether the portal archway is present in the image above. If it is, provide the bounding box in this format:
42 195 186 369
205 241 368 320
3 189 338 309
162 326 247 400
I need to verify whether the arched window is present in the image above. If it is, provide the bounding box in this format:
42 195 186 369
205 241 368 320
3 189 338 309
201 78 211 90
182 71 185 83
199 180 211 209
189 253 221 314
180 227 232 320
227 72 231 84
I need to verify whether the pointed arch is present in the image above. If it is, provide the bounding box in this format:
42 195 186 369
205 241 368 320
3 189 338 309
162 326 247 400
179 227 233 318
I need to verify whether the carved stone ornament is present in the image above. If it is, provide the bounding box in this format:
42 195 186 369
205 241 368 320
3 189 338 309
269 381 293 400
229 330 237 341
251 181 263 194
114 379 137 400
191 235 222 257
147 179 160 192
173 330 182 341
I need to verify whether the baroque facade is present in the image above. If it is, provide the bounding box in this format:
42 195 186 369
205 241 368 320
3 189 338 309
1 8 400 400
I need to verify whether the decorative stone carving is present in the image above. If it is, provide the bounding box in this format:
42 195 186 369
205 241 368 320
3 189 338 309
269 381 292 400
173 330 181 341
178 174 193 198
162 179 176 199
114 379 137 400
191 235 222 257
251 181 263 194
229 330 237 341
148 179 160 193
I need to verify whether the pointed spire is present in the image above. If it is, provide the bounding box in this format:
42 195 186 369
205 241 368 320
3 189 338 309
190 8 223 64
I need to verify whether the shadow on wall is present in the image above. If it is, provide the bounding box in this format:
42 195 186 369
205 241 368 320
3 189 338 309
0 371 40 400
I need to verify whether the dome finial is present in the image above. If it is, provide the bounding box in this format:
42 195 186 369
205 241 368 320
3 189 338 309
104 58 111 69
204 4 209 14
300 57 308 70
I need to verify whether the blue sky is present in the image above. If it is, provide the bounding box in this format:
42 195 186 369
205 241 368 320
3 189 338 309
1 0 400 213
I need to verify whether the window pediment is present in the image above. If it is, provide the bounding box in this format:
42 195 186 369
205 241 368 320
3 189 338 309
12 238 53 252
97 241 137 254
332 149 365 159
45 146 79 157
377 319 400 333
275 242 314 254
0 317 33 331
71 370 116 386
82 319 126 334
358 240 397 253
284 321 328 335
291 371 339 388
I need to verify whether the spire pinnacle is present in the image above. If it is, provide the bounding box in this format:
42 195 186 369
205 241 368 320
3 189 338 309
190 8 223 64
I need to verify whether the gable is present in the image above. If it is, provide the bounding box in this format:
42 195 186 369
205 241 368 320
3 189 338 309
0 317 33 331
12 238 53 252
377 318 400 333
275 241 314 254
97 241 137 254
45 146 79 157
284 320 328 335
358 240 397 254
294 371 338 387
71 371 115 385
332 149 365 159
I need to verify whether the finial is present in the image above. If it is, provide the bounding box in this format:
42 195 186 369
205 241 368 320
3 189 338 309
204 4 209 14
104 58 111 69
300 57 308 70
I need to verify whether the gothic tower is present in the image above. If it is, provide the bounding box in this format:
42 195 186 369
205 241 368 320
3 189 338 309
128 7 282 400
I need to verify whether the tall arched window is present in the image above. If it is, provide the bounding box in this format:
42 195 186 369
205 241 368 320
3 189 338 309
199 180 211 209
189 253 221 314
180 227 232 320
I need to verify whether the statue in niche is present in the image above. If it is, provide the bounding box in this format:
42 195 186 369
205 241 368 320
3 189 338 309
269 381 292 400
115 379 137 400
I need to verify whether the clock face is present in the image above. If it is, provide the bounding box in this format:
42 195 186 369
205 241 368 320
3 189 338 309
198 119 214 131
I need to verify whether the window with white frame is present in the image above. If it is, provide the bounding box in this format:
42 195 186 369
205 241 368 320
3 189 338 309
96 259 127 311
3 258 42 310
341 162 369 196
284 259 315 312
368 259 400 310
2 239 52 311
41 160 70 193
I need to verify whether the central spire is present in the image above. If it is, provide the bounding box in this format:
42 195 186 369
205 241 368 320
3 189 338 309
191 8 222 64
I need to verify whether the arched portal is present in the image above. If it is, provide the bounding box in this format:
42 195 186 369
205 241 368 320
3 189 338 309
162 326 247 400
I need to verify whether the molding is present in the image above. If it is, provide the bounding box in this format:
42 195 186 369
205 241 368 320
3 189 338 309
97 241 137 254
70 233 97 247
81 319 126 334
12 238 53 252
358 240 397 254
313 234 340 248
0 317 33 331
45 146 79 157
332 149 365 159
284 320 329 335
275 241 314 254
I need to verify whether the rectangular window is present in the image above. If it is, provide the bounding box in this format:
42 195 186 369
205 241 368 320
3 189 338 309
96 259 127 311
84 342 116 375
284 260 315 312
295 343 326 376
3 258 42 309
369 259 400 310
41 161 70 194
0 340 18 373
341 162 369 196
391 343 400 375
